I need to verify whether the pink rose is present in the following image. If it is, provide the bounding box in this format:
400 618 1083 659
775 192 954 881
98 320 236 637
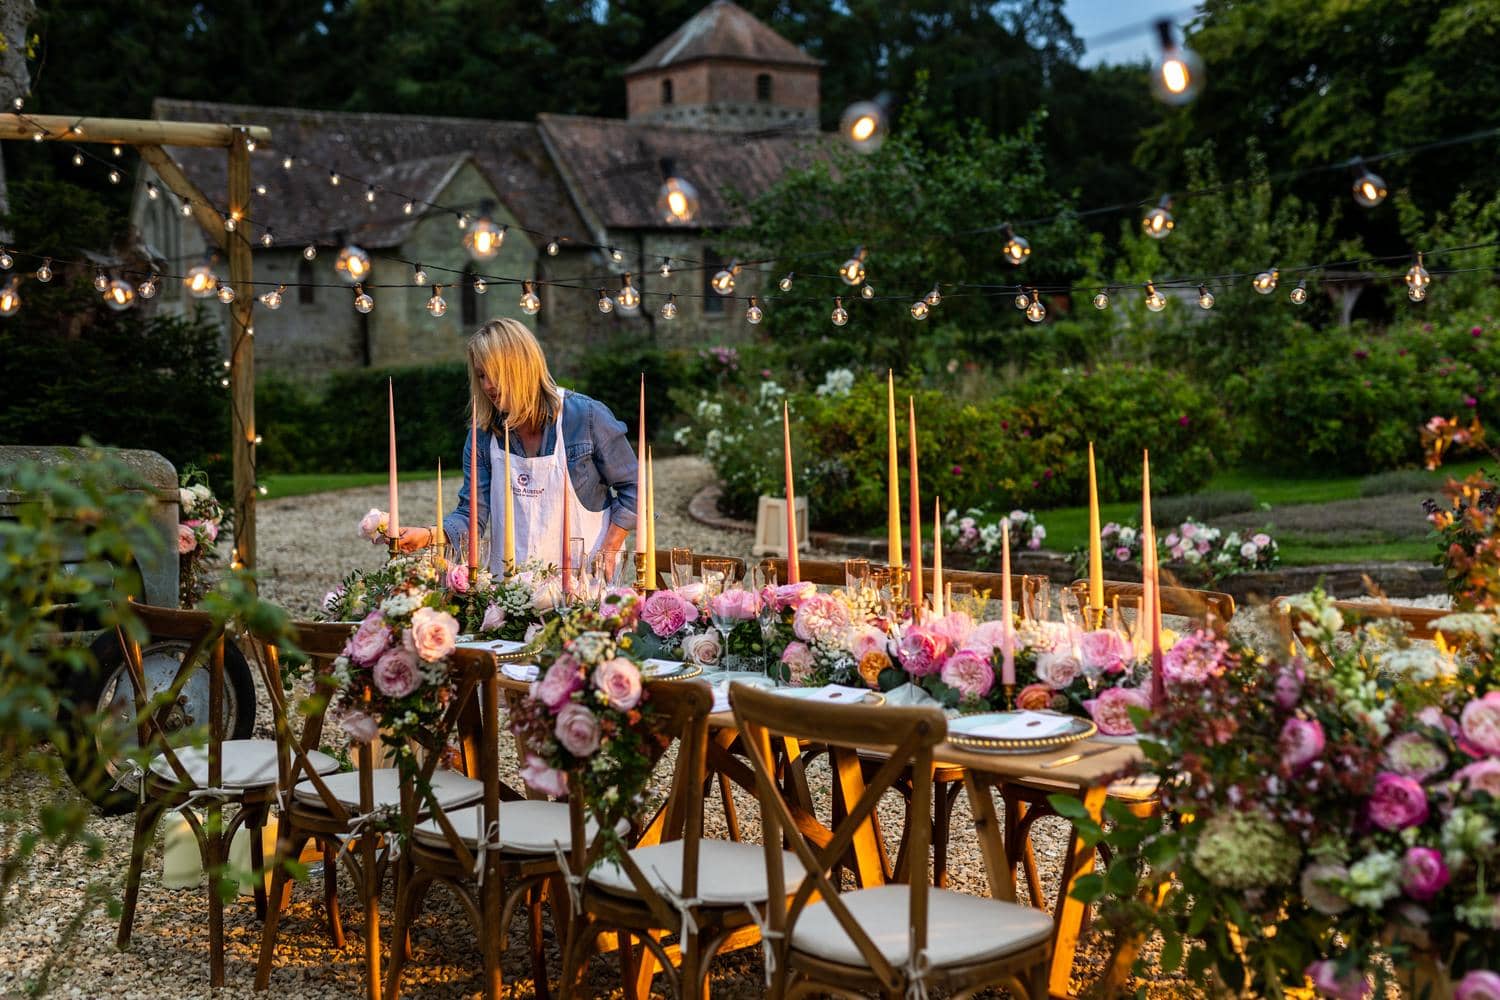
940 649 994 699
1084 687 1151 736
445 562 470 594
1279 717 1325 771
409 606 460 662
930 611 975 645
358 507 386 542
340 709 380 744
641 590 695 638
897 626 952 678
710 587 760 621
1273 669 1303 710
593 657 642 711
675 581 706 604
1457 971 1500 1000
479 602 505 632
1367 772 1429 831
771 581 818 611
1161 630 1229 685
1455 758 1500 799
1114 546 1131 562
177 522 196 554
1079 629 1132 676
1461 692 1500 756
780 640 814 685
554 703 601 757
347 610 392 665
1400 846 1450 902
960 620 1009 657
534 657 584 711
793 592 851 643
519 754 569 798
680 631 722 666
372 647 421 698
846 624 887 662
1305 960 1370 1000
1034 649 1082 689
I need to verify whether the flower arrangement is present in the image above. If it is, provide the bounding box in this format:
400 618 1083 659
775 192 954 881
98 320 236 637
177 466 229 608
943 507 1048 566
358 507 392 545
1074 517 1280 584
465 560 557 641
761 582 864 687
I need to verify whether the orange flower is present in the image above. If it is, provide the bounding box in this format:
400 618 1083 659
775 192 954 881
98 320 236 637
858 650 890 688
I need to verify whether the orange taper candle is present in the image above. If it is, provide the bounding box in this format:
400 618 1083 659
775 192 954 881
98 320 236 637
907 397 923 616
782 400 800 583
467 404 479 570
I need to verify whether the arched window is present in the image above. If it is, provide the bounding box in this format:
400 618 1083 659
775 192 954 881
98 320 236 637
462 268 478 326
755 73 773 102
298 258 315 304
661 78 674 105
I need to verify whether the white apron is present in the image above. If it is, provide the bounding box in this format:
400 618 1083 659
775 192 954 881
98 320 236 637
489 389 608 575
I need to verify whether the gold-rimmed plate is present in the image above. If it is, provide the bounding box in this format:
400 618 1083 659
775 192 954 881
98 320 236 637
947 711 1097 753
457 637 540 663
641 659 702 682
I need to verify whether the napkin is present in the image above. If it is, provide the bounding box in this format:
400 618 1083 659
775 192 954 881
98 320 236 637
950 711 1074 740
458 638 529 655
773 684 870 703
502 663 539 683
710 675 775 714
883 683 936 706
641 658 687 678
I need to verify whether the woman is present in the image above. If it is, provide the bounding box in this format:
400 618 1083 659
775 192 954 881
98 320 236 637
396 319 637 574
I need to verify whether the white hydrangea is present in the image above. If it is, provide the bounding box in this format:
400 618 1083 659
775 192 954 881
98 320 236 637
672 426 691 446
704 429 723 455
380 593 419 618
758 381 785 407
1343 851 1402 909
815 368 855 397
1442 807 1497 868
1379 646 1456 682
695 399 723 422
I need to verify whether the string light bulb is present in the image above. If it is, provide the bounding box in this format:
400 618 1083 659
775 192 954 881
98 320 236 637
1150 20 1204 105
1142 195 1175 239
180 200 193 217
108 169 121 185
840 95 889 152
711 262 739 296
1197 284 1215 310
838 247 868 286
660 293 678 320
1144 281 1166 312
746 296 763 324
519 280 541 315
36 258 53 282
924 284 942 308
146 182 159 201
473 276 488 295
217 283 236 304
329 170 341 186
1350 158 1388 208
282 154 294 170
660 258 672 278
861 283 875 299
412 263 428 285
111 144 122 158
138 274 159 299
657 162 700 225
463 201 505 259
1290 280 1308 305
261 230 274 248
364 185 376 204
910 299 929 320
1000 224 1031 266
302 244 317 261
1253 267 1279 294
259 285 284 310
1092 290 1111 310
71 152 83 167
244 136 256 152
1409 284 1427 303
597 289 615 314
1406 253 1430 291
426 286 447 317
103 278 136 311
255 183 267 196
778 273 793 292
223 212 237 232
184 262 216 297
93 269 109 292
0 248 11 269
1025 290 1046 323
831 296 849 327
610 247 624 263
334 242 372 283
353 284 374 314
0 279 21 317
616 273 640 312
402 200 414 215
1013 289 1030 311
546 239 560 257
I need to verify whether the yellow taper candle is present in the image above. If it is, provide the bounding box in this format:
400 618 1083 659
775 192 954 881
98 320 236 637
435 458 443 561
502 424 516 573
931 496 944 617
907 397 923 616
782 400 801 584
887 370 903 568
635 374 646 556
1088 441 1104 613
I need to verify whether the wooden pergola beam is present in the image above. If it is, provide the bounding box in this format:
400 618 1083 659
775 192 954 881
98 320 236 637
137 145 226 253
0 113 270 148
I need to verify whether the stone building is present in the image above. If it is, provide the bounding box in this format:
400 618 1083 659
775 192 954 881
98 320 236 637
130 0 826 379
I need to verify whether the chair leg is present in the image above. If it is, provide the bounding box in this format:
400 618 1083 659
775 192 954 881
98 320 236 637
383 868 428 1000
207 802 225 989
116 799 162 950
932 780 962 889
617 933 636 1000
249 804 269 922
325 841 346 948
254 817 303 990
529 883 551 1000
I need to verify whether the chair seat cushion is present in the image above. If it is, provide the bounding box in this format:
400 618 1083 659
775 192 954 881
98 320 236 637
292 766 482 812
411 800 630 854
149 739 337 791
790 885 1053 968
589 839 806 906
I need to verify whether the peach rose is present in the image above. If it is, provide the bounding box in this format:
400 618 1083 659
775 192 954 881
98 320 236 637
409 606 459 662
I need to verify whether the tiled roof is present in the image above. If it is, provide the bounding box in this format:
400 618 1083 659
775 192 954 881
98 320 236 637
625 0 820 75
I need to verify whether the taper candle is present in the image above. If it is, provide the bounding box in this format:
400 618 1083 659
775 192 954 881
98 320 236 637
387 378 399 541
502 424 516 572
907 397 923 616
1001 516 1015 685
1087 441 1104 614
782 400 800 584
645 448 657 587
560 461 572 595
635 374 646 556
1143 450 1166 703
435 458 443 560
887 370 903 568
931 496 945 618
467 405 478 570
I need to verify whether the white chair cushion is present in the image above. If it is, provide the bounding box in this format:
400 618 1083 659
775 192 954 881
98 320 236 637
149 739 337 791
411 800 629 853
790 885 1053 968
291 766 483 812
589 839 806 906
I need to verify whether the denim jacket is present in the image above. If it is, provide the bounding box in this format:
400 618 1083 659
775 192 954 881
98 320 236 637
441 390 638 546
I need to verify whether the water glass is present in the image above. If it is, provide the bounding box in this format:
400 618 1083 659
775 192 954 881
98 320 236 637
843 558 871 591
750 561 777 592
1025 578 1051 623
452 531 490 572
671 547 694 589
700 558 735 597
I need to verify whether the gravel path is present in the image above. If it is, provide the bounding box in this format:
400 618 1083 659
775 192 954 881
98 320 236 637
4 456 1439 998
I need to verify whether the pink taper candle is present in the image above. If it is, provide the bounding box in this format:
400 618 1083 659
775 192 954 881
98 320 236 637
782 400 800 583
931 497 945 618
887 370 903 568
560 459 572 596
467 404 479 570
907 397 923 616
635 374 646 556
1001 515 1015 686
387 378 399 541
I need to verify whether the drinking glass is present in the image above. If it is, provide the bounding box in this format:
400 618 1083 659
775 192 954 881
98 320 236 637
700 558 736 596
948 580 975 618
670 547 694 590
1025 578 1051 623
709 578 746 670
452 531 490 573
565 537 586 605
843 558 871 591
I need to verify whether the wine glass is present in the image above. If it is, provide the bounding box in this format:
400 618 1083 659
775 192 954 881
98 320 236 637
453 531 491 575
844 558 871 591
564 536 586 606
671 547 694 590
700 558 735 595
708 578 745 670
1025 578 1051 623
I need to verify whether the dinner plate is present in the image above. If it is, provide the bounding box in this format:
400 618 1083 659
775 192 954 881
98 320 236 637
641 659 702 682
456 638 536 662
946 710 1097 753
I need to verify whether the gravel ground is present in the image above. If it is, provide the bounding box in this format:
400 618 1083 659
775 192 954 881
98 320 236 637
2 456 1439 998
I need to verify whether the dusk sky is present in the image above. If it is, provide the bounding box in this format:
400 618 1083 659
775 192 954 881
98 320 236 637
1062 1 1201 66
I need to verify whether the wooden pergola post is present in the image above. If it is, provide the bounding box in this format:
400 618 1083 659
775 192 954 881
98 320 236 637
1 113 272 573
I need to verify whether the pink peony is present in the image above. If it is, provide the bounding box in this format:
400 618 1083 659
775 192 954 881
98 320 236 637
1079 629 1133 676
1034 649 1082 690
348 610 392 665
1457 971 1500 1000
1084 687 1151 736
372 647 421 699
445 562 470 594
1161 630 1229 685
846 624 887 662
641 589 696 638
1273 669 1303 710
680 630 722 666
593 657 643 711
1114 546 1131 562
780 641 814 684
1461 692 1500 756
960 620 1009 656
710 587 760 621
793 592 851 643
897 626 952 678
1305 960 1370 1000
409 606 460 662
534 657 584 711
1400 846 1450 902
358 507 386 542
177 522 196 554
1279 717 1325 771
770 581 818 611
1454 758 1500 799
479 602 505 632
1367 772 1429 831
520 754 569 798
929 611 975 645
340 709 380 744
940 649 994 700
554 702 601 757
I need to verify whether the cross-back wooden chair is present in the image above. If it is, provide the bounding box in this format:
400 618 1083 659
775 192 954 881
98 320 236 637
651 550 746 586
730 683 1053 999
1068 579 1235 637
116 601 332 988
1273 596 1460 666
559 679 801 999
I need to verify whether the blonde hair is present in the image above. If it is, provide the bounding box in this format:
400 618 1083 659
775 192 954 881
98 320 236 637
467 319 560 431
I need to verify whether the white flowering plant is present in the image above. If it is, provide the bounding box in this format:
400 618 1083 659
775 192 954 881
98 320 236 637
1073 517 1280 584
177 465 230 608
942 507 1048 567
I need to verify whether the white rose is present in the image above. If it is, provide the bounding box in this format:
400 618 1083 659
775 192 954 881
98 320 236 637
1240 542 1258 559
179 487 196 513
192 484 212 502
680 631 721 666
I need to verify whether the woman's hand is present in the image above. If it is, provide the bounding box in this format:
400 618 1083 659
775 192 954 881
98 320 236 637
395 526 434 552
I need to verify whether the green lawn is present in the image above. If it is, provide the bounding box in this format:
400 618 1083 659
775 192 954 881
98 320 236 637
261 469 452 499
